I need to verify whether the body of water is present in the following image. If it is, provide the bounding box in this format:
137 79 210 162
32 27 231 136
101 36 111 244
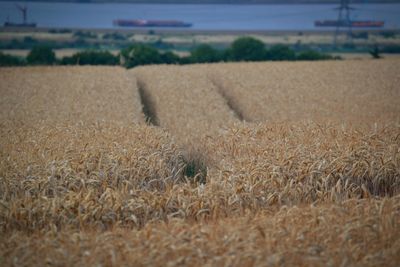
1 1 399 30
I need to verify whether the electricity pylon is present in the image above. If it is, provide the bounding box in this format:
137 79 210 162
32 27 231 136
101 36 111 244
334 0 355 48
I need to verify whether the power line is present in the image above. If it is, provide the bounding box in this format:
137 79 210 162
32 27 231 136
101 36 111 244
334 0 354 48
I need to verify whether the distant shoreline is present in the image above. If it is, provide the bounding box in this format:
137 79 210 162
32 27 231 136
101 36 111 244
1 0 400 4
2 26 399 34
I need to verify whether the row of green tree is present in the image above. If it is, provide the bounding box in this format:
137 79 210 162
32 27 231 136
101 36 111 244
0 47 118 66
1 37 336 68
122 37 336 68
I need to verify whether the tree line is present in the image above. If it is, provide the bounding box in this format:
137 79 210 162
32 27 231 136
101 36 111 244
1 37 336 68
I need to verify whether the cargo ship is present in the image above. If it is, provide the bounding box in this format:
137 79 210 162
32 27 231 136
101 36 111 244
4 21 36 28
113 19 192 28
315 20 384 28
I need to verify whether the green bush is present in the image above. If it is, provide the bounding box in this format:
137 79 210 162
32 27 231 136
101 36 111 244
296 50 333 61
160 51 180 64
73 31 97 39
49 29 71 34
61 50 119 65
229 37 266 61
0 52 24 66
71 38 88 48
120 44 162 68
380 31 396 39
352 32 369 39
381 45 400 54
189 44 221 63
116 37 337 68
26 46 56 65
370 45 381 59
179 56 192 65
23 36 38 45
103 32 127 41
342 43 356 50
152 39 173 50
265 45 296 61
220 48 233 62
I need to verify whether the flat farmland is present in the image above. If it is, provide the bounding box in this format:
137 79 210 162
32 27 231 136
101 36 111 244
0 66 143 124
1 60 399 266
206 60 400 124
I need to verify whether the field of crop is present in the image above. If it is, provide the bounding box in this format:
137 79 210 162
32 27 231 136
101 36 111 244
206 60 400 124
0 66 143 124
1 60 399 266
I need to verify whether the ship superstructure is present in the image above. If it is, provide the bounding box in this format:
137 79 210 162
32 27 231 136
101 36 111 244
113 19 192 28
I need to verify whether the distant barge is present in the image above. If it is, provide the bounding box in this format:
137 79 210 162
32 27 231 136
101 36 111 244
4 22 37 27
113 19 192 28
315 20 384 28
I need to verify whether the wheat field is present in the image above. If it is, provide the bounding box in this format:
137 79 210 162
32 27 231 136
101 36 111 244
0 66 143 124
205 60 400 124
1 60 400 266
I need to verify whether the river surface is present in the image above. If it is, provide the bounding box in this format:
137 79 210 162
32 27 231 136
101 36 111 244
1 1 399 30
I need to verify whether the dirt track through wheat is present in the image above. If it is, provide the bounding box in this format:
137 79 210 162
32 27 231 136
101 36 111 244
132 65 239 144
1 60 399 266
205 60 400 125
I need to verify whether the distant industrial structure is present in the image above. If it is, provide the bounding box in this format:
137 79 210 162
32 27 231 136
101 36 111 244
4 4 37 28
315 0 385 47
